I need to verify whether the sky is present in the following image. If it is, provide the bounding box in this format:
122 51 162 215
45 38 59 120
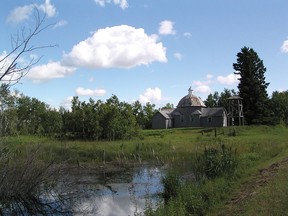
1 0 288 109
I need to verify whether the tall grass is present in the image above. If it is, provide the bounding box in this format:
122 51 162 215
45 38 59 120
1 125 288 215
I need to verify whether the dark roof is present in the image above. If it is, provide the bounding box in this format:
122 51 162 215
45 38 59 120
201 107 226 117
158 109 175 119
192 110 202 115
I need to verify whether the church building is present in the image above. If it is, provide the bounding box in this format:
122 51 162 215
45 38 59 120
152 87 228 129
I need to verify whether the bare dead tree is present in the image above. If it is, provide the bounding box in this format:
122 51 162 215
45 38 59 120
0 8 56 86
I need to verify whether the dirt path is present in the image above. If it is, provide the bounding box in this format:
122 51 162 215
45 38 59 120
216 157 288 216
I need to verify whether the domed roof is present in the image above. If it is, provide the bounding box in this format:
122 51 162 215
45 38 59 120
177 87 206 108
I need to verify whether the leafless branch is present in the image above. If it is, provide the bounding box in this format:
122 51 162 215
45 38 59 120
0 7 57 86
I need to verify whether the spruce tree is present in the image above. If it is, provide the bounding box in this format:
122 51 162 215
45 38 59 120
233 47 270 125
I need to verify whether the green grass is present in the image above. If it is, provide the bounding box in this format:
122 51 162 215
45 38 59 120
243 163 288 216
1 125 288 215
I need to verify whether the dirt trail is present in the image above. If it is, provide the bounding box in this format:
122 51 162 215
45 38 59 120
217 157 288 216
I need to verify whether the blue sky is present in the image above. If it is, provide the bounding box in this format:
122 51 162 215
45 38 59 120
1 0 288 109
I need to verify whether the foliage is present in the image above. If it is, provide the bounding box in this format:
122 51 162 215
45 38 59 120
0 86 158 140
62 95 140 140
193 144 238 180
270 90 288 125
161 103 174 109
204 88 237 111
161 171 181 203
1 126 288 215
233 47 271 125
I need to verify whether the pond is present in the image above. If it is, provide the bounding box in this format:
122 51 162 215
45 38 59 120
52 165 165 216
1 165 166 215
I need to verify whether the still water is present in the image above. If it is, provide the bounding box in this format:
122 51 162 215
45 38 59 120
62 166 165 216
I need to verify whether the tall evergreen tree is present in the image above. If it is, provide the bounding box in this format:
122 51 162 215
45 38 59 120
233 47 270 124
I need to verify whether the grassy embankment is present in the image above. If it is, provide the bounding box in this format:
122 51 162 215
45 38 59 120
1 125 288 215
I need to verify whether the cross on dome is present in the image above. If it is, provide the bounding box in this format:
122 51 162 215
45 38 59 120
188 87 193 97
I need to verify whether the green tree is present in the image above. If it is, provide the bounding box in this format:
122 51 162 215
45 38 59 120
143 102 156 129
132 100 145 128
161 103 174 109
233 47 270 124
204 92 219 107
0 84 17 135
270 90 288 125
218 89 237 112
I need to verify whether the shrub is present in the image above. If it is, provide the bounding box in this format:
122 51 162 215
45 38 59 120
161 171 181 204
194 144 238 180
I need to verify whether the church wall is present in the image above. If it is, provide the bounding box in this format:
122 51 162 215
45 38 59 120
174 107 202 128
201 115 226 127
152 112 169 129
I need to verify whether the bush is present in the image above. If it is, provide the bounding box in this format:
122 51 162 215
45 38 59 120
161 171 181 204
194 144 238 180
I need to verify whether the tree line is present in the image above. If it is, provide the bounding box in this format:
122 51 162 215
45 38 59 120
0 85 157 140
1 46 288 140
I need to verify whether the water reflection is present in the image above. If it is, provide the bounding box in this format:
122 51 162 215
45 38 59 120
68 166 164 216
1 166 164 215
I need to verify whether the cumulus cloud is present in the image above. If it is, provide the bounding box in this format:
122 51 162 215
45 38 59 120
0 51 31 83
6 0 56 24
6 5 34 23
139 87 162 103
192 77 212 94
193 82 211 94
94 0 128 10
158 20 176 35
281 40 288 53
38 0 56 17
27 61 76 82
76 87 106 97
174 52 182 60
217 73 240 85
194 85 211 94
62 25 167 69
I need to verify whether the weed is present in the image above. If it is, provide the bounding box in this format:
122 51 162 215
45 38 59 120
193 144 238 180
161 171 181 204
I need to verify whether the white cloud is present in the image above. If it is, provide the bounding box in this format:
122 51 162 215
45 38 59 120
281 40 288 53
0 51 25 83
158 20 176 35
38 0 56 17
94 0 128 10
183 32 192 38
206 74 213 79
60 96 73 110
76 87 106 97
192 78 212 94
174 52 182 60
139 87 162 104
62 25 167 69
6 5 34 23
53 20 67 29
194 85 211 94
217 73 240 85
6 0 56 24
27 61 76 82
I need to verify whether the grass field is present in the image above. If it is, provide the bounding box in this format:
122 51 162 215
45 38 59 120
1 125 288 215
